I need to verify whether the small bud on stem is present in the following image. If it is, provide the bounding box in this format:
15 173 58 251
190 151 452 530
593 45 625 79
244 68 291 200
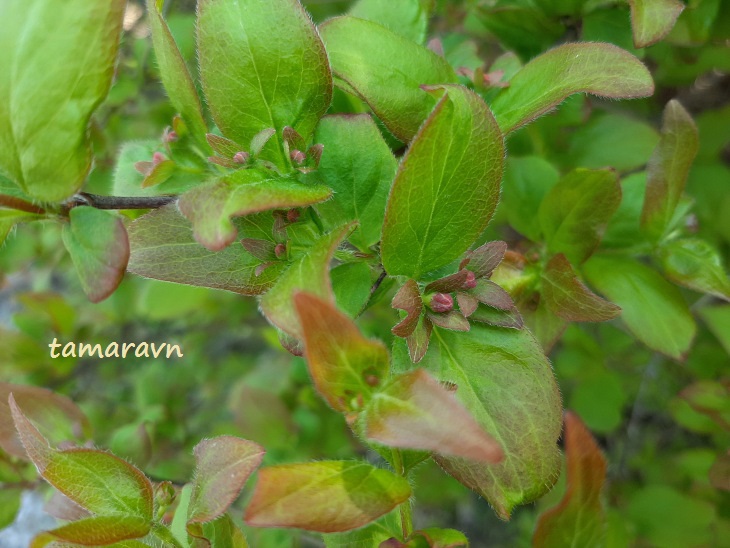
428 293 454 313
233 151 250 164
290 149 306 165
274 243 287 259
152 152 166 165
462 270 477 289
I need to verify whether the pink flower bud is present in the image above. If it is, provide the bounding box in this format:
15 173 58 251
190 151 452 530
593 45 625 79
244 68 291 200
286 209 300 223
166 131 178 143
463 270 477 289
429 293 453 313
274 243 287 259
290 149 306 165
233 151 250 164
152 152 166 165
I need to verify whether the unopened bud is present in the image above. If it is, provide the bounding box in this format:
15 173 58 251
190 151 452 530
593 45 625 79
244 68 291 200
429 293 453 313
463 270 477 289
233 151 250 164
290 149 306 165
165 131 178 143
286 209 300 223
152 152 166 165
274 243 287 259
365 375 379 387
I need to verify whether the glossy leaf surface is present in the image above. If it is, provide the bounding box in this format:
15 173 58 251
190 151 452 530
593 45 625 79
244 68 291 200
381 86 504 278
349 0 431 43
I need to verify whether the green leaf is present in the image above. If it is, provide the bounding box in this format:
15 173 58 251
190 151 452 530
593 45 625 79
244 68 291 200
0 383 90 460
188 436 265 525
323 510 402 548
349 0 431 43
319 17 457 142
30 516 151 548
583 255 696 359
146 0 208 145
294 293 389 416
490 43 654 134
332 262 373 318
407 528 469 547
0 488 21 529
629 0 685 47
178 171 332 251
244 461 411 532
541 254 621 322
533 412 607 548
363 368 503 462
314 115 397 250
10 396 154 519
198 515 249 548
127 204 282 295
641 100 699 240
62 207 130 303
699 304 730 355
660 238 730 301
197 0 332 167
260 223 355 339
381 86 504 278
0 209 41 245
538 168 622 264
394 324 562 519
0 0 125 201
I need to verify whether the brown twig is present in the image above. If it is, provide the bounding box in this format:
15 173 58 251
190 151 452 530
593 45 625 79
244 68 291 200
66 193 177 212
0 194 46 215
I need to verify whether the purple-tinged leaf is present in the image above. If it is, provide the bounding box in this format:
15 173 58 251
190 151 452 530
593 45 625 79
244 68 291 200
424 271 470 294
629 0 684 48
542 254 621 322
392 280 423 338
408 315 433 364
470 305 524 330
533 412 607 547
244 461 411 532
206 134 242 159
659 238 730 301
427 311 470 332
460 241 507 278
209 155 240 169
188 436 265 524
241 238 277 262
641 100 699 240
62 206 129 303
295 293 390 415
141 159 175 188
44 492 91 521
30 515 151 548
364 369 504 463
456 292 479 318
491 43 654 134
470 279 514 310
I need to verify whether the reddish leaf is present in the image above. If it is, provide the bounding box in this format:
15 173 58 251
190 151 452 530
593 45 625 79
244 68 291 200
424 271 470 294
533 412 607 547
456 292 479 318
206 133 242 158
470 279 514 310
407 315 433 364
188 436 265 524
460 241 507 278
427 311 470 332
30 516 151 548
392 280 423 338
542 254 621 322
245 461 411 532
470 305 524 329
44 492 91 522
364 369 504 463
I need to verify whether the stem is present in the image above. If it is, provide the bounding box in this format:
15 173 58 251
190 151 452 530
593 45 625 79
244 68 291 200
67 193 177 211
391 449 413 539
370 269 387 297
0 194 46 215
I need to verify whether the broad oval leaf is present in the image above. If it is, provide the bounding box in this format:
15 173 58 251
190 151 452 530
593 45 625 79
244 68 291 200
533 412 607 548
127 204 281 295
629 0 685 48
146 0 208 145
197 0 332 167
660 238 730 301
538 168 622 265
583 255 696 359
62 207 130 303
363 368 504 463
349 0 431 44
30 516 151 548
314 115 397 250
260 223 355 340
10 396 154 519
381 85 504 279
0 0 125 201
393 324 562 519
188 436 265 524
319 16 457 142
295 293 390 416
542 254 621 322
490 43 654 134
244 461 411 532
641 100 699 240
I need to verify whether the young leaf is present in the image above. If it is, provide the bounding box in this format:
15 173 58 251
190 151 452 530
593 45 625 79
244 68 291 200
127 204 282 295
178 171 332 251
146 0 208 145
641 100 699 240
542 254 621 322
319 17 457 142
393 325 562 519
538 168 622 265
629 0 685 48
62 206 130 303
660 238 730 301
188 436 265 525
323 510 402 548
30 516 151 548
198 514 250 548
381 86 504 279
10 396 154 519
314 115 397 250
0 210 41 245
244 461 411 532
197 0 332 167
490 43 654 134
0 0 125 201
363 368 504 463
709 451 730 491
295 293 390 416
533 412 607 547
583 255 696 359
332 262 373 318
260 223 355 340
349 0 431 44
